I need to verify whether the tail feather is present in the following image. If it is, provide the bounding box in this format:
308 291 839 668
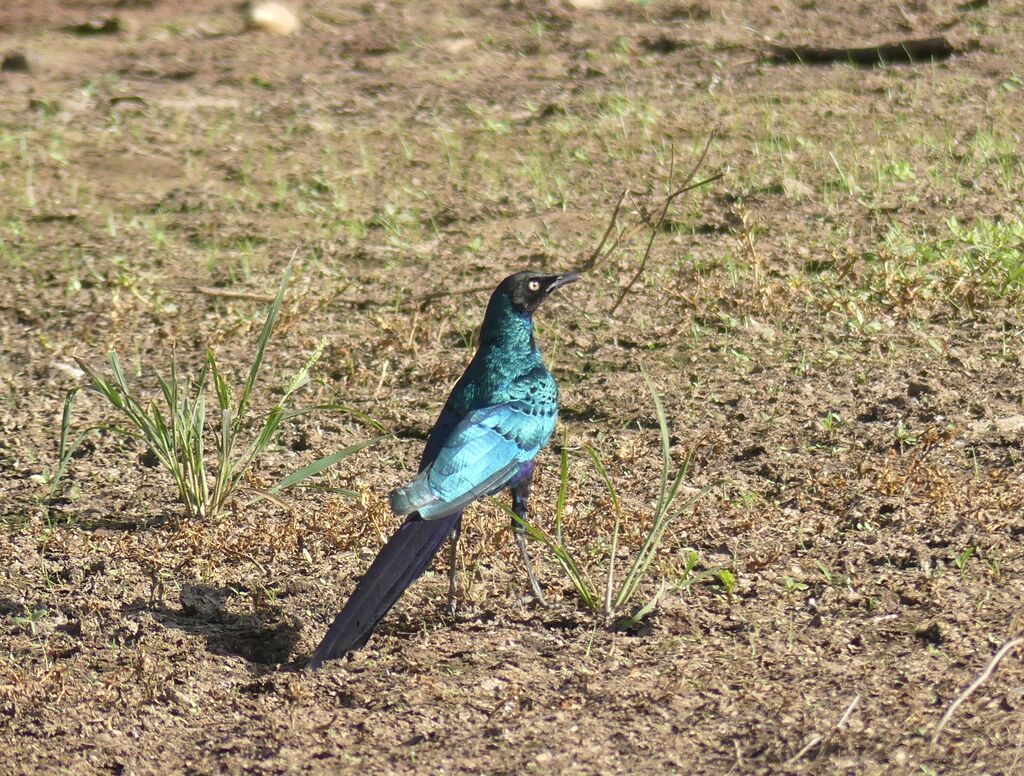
389 475 434 516
307 512 461 669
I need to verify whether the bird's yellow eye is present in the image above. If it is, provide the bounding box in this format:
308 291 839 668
528 280 541 292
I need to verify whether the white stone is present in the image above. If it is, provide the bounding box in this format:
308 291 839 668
248 2 300 36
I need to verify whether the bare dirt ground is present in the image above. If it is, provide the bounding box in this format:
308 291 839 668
2 1 1023 773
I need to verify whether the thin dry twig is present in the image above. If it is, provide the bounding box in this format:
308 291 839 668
815 693 860 761
733 738 744 771
610 174 721 314
580 190 652 275
580 189 627 272
580 130 721 304
931 635 1024 746
785 693 861 765
334 284 493 309
785 734 822 766
607 129 720 315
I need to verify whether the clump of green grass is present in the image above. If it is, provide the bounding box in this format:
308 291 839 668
877 212 1024 304
512 374 708 627
54 258 382 520
945 214 1024 294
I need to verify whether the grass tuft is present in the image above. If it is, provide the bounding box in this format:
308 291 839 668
54 257 384 519
512 374 708 626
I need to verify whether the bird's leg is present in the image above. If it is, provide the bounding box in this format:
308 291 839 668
511 477 547 606
447 520 461 615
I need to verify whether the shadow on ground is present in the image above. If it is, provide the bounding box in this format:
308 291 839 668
151 582 302 665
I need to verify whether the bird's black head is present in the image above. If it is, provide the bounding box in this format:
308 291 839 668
499 270 581 315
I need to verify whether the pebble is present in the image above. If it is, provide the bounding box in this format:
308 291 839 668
248 2 300 36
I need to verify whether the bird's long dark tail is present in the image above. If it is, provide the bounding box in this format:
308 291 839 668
307 512 461 669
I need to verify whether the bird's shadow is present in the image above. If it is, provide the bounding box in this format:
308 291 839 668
146 583 302 665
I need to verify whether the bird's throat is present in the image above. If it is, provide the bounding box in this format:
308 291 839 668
480 295 537 356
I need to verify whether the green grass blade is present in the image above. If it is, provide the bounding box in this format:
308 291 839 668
619 581 667 629
208 351 233 515
208 349 231 411
269 435 387 493
146 400 172 461
643 371 671 519
56 387 80 474
587 446 622 616
555 440 569 546
585 445 621 517
507 506 600 612
154 369 176 418
270 483 360 498
210 407 234 516
239 405 286 466
74 357 123 410
236 253 295 424
51 387 84 500
614 375 689 611
108 351 129 395
605 515 620 617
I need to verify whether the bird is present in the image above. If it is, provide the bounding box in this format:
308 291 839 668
307 269 580 669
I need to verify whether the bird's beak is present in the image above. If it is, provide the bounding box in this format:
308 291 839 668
544 271 582 294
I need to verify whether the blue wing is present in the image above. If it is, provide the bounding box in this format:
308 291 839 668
390 400 556 520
